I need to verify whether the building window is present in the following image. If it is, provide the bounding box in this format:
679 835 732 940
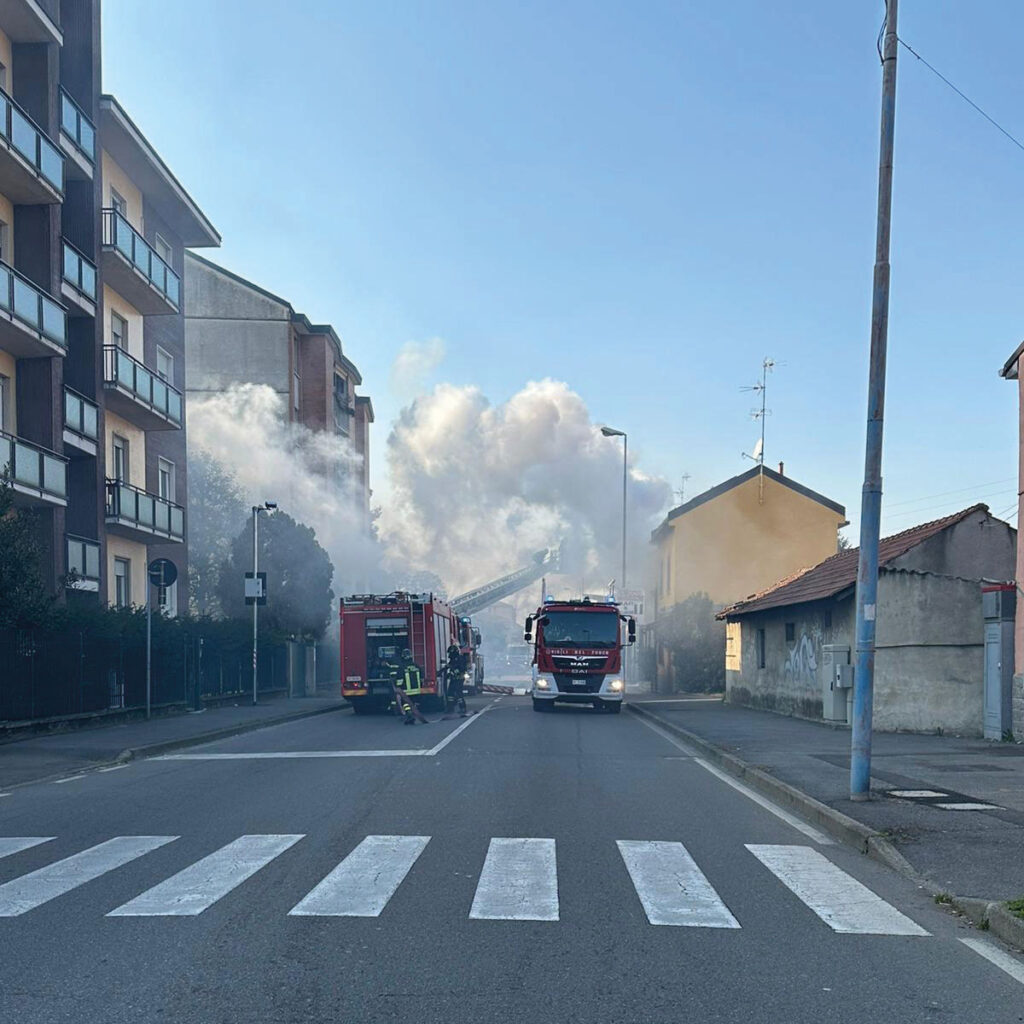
823 609 832 629
757 628 766 670
0 62 7 92
785 622 795 643
114 557 130 608
0 218 8 265
292 339 301 416
158 457 175 501
156 346 173 383
154 233 172 265
112 435 129 483
0 373 8 432
111 311 127 350
158 581 178 618
110 187 127 217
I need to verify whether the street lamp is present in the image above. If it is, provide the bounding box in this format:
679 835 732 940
601 425 628 679
252 501 277 705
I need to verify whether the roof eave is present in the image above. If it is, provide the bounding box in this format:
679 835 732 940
1000 340 1024 380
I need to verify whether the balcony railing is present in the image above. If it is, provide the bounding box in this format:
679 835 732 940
0 258 66 348
104 345 182 426
62 240 97 302
59 89 95 162
64 387 98 441
66 534 101 588
1 429 67 503
102 209 179 309
105 478 184 541
0 85 63 193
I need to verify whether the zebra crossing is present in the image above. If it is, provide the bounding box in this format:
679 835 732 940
0 833 930 935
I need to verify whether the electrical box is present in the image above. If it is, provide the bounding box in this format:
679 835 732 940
821 644 851 723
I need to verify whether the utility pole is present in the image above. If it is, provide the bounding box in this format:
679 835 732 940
851 0 899 801
252 505 260 706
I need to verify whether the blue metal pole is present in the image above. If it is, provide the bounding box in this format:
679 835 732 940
851 0 899 801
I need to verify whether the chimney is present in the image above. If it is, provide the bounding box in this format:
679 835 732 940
778 461 784 476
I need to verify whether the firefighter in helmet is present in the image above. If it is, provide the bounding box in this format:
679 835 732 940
445 640 468 717
394 648 427 725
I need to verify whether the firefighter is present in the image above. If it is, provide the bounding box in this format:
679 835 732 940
396 649 429 725
382 656 412 723
445 641 468 717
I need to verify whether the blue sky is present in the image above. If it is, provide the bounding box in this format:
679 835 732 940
103 0 1024 537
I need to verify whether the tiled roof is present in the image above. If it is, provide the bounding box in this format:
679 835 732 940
718 504 990 618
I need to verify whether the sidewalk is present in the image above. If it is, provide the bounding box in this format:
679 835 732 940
0 696 345 790
631 696 1024 902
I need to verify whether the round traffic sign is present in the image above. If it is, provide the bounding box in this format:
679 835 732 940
148 558 178 587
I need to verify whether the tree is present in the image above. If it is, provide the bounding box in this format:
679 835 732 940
656 592 725 693
837 531 852 551
216 510 335 640
188 450 248 616
0 474 56 629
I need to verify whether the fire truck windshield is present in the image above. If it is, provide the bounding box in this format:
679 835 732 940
541 610 619 647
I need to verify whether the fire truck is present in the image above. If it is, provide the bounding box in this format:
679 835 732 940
525 597 636 713
340 593 459 714
457 616 485 696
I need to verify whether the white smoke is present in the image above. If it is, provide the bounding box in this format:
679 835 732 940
378 379 671 597
389 338 446 398
187 383 387 594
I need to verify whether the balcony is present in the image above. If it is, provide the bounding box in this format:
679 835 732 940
103 346 182 430
0 85 63 203
0 258 66 358
63 387 99 456
66 534 101 593
61 240 97 317
1 430 67 507
59 89 95 180
105 479 183 543
101 209 179 314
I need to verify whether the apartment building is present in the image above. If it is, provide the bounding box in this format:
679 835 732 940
0 2 219 615
183 252 373 520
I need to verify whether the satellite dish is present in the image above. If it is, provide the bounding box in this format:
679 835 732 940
752 438 763 461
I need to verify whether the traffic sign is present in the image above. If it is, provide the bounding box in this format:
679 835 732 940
245 571 267 606
148 558 178 588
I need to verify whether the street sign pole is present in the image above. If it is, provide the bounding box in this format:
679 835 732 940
146 583 152 719
252 506 259 706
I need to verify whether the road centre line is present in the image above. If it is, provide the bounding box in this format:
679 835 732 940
53 775 86 784
632 712 833 845
154 704 495 761
97 765 129 773
959 938 1024 987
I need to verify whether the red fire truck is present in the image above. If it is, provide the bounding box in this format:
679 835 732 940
340 593 459 714
525 597 636 713
457 616 485 696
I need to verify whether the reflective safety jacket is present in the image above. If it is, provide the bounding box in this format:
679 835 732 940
399 663 423 696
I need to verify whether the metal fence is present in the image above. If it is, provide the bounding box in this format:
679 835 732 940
0 625 291 725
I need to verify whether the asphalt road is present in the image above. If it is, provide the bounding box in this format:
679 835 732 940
1 695 1022 1024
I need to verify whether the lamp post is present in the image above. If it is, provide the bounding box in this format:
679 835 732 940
601 426 628 679
251 501 277 705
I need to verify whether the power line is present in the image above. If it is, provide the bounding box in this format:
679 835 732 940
898 37 1024 156
882 477 1016 510
880 486 1017 525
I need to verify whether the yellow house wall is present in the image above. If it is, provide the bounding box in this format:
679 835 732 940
0 189 14 262
105 409 146 486
101 150 144 229
106 536 148 608
0 348 16 432
0 29 13 92
658 473 844 608
103 285 144 361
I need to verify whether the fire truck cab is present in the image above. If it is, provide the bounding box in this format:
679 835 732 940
457 617 485 696
525 597 636 713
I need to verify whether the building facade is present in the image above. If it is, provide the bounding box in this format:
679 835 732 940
0 2 219 615
183 252 372 520
648 465 846 690
719 505 1016 736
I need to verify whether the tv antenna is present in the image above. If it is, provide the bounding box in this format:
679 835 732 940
741 357 775 502
675 473 691 504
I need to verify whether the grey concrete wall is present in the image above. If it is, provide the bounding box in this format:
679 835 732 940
725 598 855 719
1013 674 1024 741
890 510 1016 582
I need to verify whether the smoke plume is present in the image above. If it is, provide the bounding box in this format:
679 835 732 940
378 379 671 597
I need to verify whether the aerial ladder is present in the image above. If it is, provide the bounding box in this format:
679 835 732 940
449 547 560 617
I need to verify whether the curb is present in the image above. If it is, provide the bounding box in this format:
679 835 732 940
114 702 347 762
629 701 1024 954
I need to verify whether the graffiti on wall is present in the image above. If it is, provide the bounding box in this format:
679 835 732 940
783 633 818 687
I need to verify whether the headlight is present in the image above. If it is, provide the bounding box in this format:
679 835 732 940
536 679 550 690
464 672 472 681
609 679 624 692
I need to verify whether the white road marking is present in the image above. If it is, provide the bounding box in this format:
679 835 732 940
156 704 494 761
290 835 430 917
888 789 947 798
470 838 559 921
617 840 740 928
746 844 929 935
98 765 129 773
632 713 832 845
935 802 1000 811
108 834 303 916
53 775 86 784
0 836 176 917
960 937 1024 987
0 837 55 860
